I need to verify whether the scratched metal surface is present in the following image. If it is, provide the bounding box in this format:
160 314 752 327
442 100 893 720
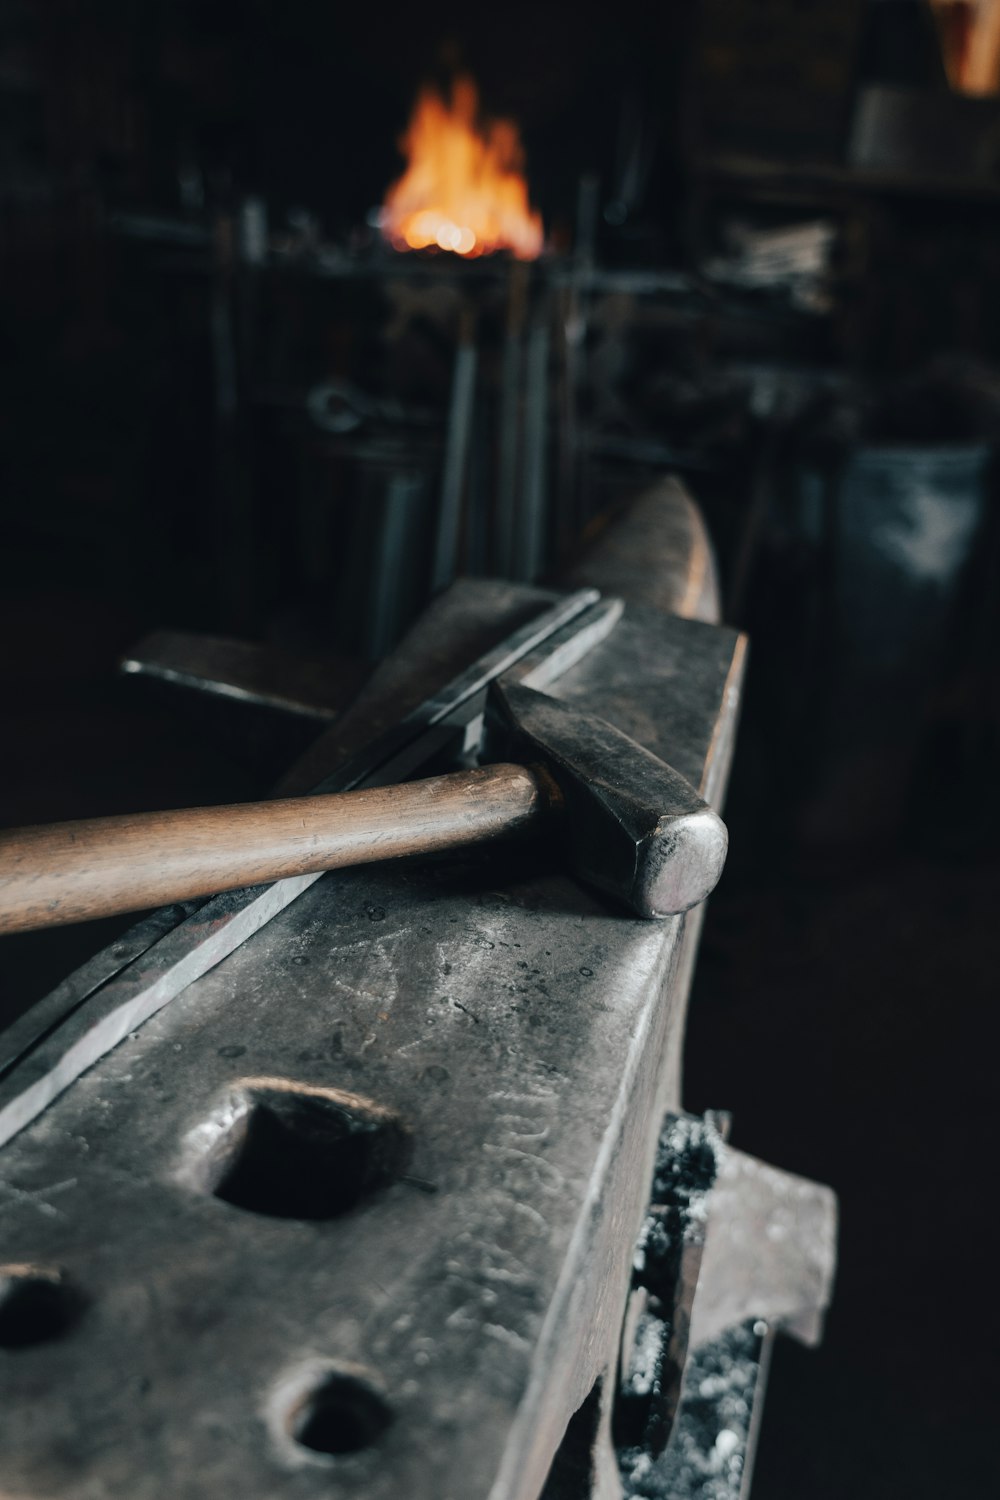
0 606 744 1500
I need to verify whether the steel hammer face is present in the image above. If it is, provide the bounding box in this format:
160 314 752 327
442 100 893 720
487 681 729 918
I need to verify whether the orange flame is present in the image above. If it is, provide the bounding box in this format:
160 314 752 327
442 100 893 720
382 75 543 260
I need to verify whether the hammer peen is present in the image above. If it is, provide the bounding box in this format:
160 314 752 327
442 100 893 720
0 682 727 935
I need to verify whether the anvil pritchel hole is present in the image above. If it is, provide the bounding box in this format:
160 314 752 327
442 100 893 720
290 1371 393 1456
0 1267 83 1349
195 1079 411 1221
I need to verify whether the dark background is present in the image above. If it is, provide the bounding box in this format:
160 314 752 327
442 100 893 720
2 1 998 1495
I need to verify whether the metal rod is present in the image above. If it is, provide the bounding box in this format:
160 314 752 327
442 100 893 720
433 306 478 592
517 316 551 582
494 263 529 576
368 470 425 659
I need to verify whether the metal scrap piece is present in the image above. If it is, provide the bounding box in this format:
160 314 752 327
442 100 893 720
120 631 362 722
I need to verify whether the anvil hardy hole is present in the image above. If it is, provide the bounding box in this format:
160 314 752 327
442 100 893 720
204 1081 410 1221
290 1371 393 1456
0 1267 82 1349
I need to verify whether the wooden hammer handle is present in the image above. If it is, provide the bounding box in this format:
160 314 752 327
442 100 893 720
0 764 549 935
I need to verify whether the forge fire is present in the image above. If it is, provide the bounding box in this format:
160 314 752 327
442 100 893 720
380 73 543 260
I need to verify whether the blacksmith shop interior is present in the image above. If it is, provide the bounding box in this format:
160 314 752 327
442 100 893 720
0 3 996 1498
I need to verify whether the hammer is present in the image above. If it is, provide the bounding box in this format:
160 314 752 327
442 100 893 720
0 680 727 935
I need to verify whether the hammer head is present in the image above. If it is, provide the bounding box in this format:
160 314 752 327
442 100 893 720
487 681 728 918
